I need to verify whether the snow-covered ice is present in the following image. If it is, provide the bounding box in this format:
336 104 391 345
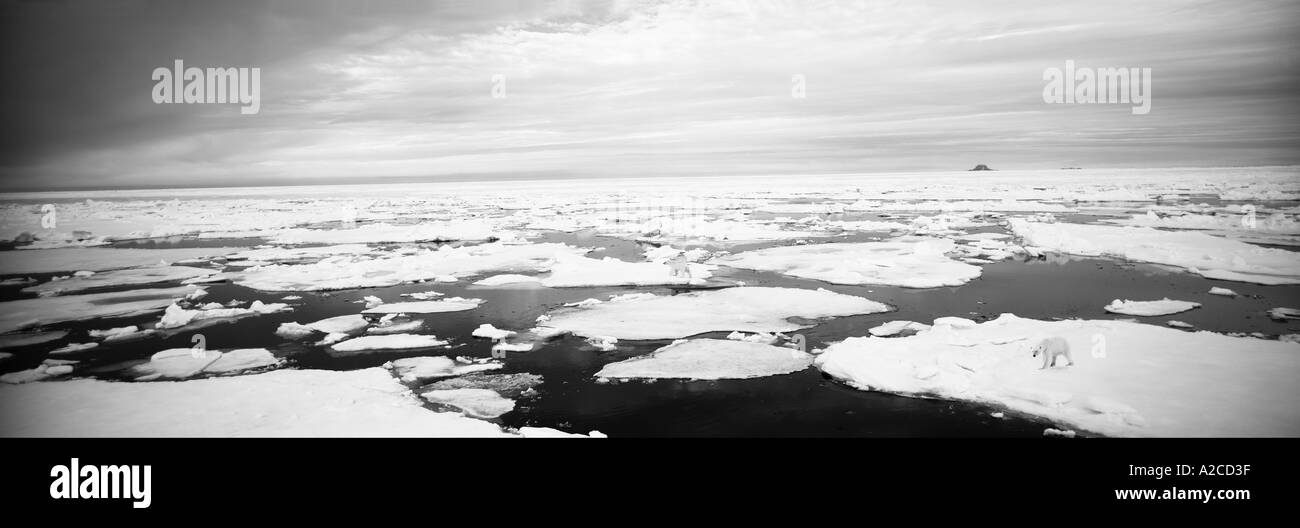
1104 299 1202 317
815 314 1300 437
132 348 282 380
0 367 521 437
0 286 198 334
540 286 891 340
596 339 812 380
712 239 982 288
329 334 450 354
385 356 503 383
421 389 516 419
1010 219 1300 285
472 324 516 340
22 266 217 296
234 242 585 291
361 297 485 314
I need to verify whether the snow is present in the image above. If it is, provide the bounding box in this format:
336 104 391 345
22 266 217 296
234 242 586 291
133 348 282 380
0 286 198 334
1009 219 1300 285
421 389 516 419
596 338 812 380
540 286 891 340
814 313 1300 437
384 356 503 383
1104 299 1201 317
1208 287 1238 297
0 367 520 437
361 297 484 314
329 334 450 354
472 324 516 340
712 238 982 288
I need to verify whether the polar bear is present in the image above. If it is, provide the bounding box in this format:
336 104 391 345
1031 336 1074 370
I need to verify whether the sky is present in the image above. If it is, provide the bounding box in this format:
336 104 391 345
0 0 1297 191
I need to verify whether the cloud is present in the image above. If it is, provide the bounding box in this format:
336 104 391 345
1 0 1297 190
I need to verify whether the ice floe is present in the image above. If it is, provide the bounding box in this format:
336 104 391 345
132 348 282 380
596 339 812 380
329 334 450 354
0 367 519 436
472 324 516 340
814 314 1300 437
361 297 485 314
235 242 584 291
712 238 981 288
0 286 198 334
384 356 503 383
1104 299 1201 317
156 300 292 330
22 266 218 297
0 247 236 275
0 330 68 349
538 254 712 287
1009 219 1300 285
540 286 890 340
868 320 932 337
421 389 516 419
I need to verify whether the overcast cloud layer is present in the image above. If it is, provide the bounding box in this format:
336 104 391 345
1 0 1297 190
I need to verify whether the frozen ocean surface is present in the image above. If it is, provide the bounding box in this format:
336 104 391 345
0 167 1297 437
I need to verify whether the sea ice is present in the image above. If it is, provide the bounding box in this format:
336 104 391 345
21 266 218 296
329 334 450 354
711 238 981 288
0 367 518 437
0 286 198 334
1104 299 1201 317
385 356 503 383
472 324 516 340
133 348 282 380
234 242 585 291
421 388 516 419
156 300 291 330
1009 219 1300 285
0 330 69 349
539 286 890 340
595 338 812 380
361 297 485 314
815 314 1300 437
